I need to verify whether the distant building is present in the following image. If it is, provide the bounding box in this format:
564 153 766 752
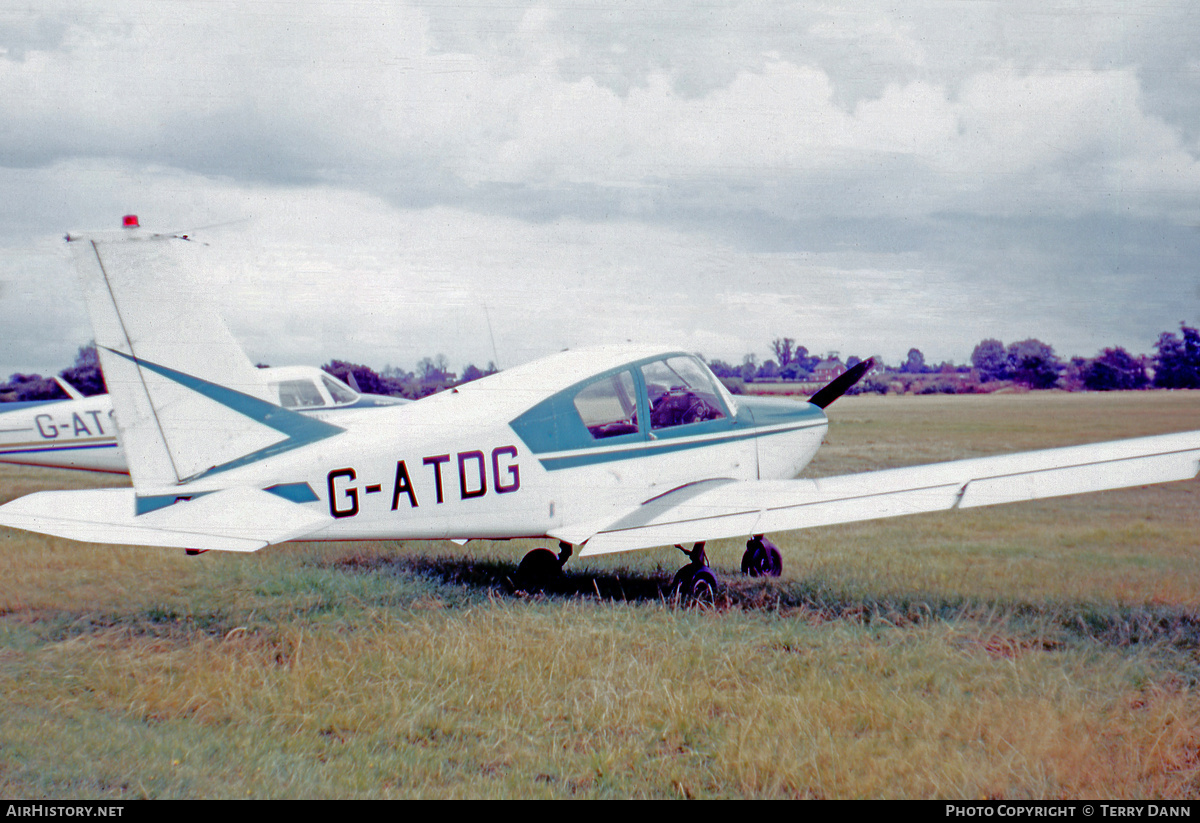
813 358 846 382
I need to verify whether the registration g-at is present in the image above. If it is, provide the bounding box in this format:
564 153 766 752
1 220 1197 597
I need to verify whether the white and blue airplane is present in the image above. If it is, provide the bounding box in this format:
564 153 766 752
0 366 405 474
0 221 1198 596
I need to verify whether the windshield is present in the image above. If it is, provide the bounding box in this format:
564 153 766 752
322 375 358 404
640 356 727 431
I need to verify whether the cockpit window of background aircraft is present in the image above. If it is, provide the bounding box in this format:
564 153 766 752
273 379 326 409
322 375 357 404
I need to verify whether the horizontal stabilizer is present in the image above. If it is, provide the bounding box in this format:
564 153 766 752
578 430 1200 556
0 487 329 552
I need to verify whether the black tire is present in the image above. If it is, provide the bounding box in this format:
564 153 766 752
741 542 761 575
515 547 561 592
741 538 783 577
671 564 695 595
672 564 718 607
760 545 782 577
688 567 718 607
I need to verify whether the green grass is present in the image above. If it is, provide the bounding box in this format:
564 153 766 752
0 390 1198 798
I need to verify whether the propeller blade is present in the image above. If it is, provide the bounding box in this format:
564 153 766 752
808 358 875 409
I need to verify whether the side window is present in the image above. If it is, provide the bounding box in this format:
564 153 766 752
322 375 358 405
273 379 326 409
573 371 640 439
641 357 726 431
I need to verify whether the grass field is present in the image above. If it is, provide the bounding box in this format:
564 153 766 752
0 390 1197 798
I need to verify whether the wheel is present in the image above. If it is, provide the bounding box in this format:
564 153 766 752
741 537 782 577
515 547 562 592
672 564 718 607
688 567 718 607
671 564 694 594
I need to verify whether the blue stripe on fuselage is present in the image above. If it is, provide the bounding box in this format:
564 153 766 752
102 348 344 478
0 442 118 456
536 421 822 471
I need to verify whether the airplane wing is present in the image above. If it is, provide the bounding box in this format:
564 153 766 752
573 430 1200 556
0 487 330 552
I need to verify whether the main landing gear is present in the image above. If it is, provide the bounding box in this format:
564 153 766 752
670 536 784 605
671 542 718 606
741 535 782 577
515 541 573 592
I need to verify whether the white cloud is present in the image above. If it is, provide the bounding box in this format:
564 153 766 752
3 3 1197 223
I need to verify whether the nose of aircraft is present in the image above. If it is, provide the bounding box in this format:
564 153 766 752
736 394 828 428
735 395 828 480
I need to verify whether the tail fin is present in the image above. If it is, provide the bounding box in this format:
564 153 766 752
67 228 341 488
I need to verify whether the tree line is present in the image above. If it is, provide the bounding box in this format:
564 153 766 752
708 323 1200 394
322 357 498 400
0 345 499 403
963 324 1197 391
1 323 1197 403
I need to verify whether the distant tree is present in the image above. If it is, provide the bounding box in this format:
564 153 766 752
323 360 389 395
740 354 757 382
756 360 780 380
460 364 486 384
705 359 739 379
790 345 819 376
900 348 927 374
457 361 499 385
1081 348 1148 391
1152 323 1200 388
58 344 106 396
971 339 1007 382
846 355 862 369
770 338 795 369
1006 339 1063 389
4 373 64 402
417 355 455 384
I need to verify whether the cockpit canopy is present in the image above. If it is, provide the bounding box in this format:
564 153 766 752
573 355 729 439
510 352 737 454
259 366 362 410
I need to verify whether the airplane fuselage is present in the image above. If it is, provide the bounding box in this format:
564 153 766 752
0 397 123 472
140 351 830 546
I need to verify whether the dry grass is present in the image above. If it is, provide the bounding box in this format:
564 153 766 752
0 390 1198 798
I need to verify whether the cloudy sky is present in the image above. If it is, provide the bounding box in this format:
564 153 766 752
1 1 1198 379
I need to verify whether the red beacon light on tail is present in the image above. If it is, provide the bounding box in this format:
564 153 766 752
122 215 139 228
